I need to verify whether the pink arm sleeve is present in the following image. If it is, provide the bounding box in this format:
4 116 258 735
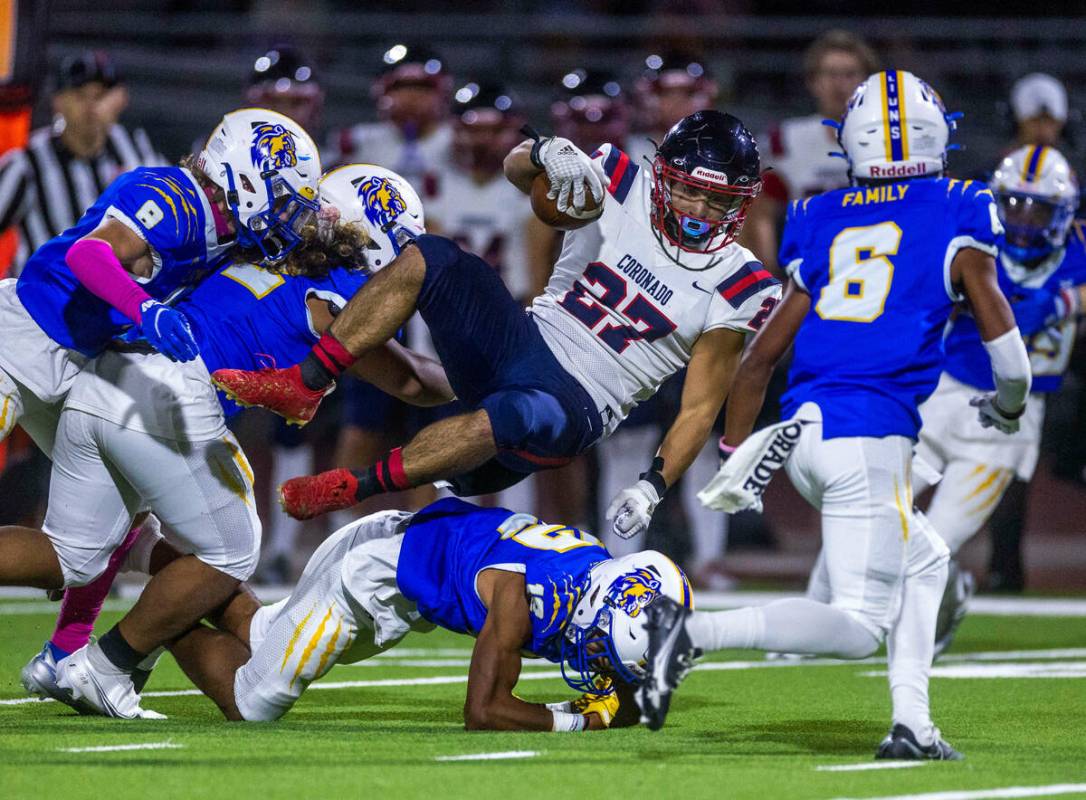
64 238 152 324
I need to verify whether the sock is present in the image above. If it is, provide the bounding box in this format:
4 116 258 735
352 448 411 501
300 332 356 391
267 444 313 559
47 641 70 661
686 599 879 659
805 548 832 604
50 523 143 654
132 647 164 693
97 625 146 674
889 512 948 742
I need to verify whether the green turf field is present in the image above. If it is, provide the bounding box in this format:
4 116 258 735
2 599 1085 800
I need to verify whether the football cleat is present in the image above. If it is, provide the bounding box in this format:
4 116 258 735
55 646 166 720
211 364 331 426
934 561 975 660
876 724 963 761
21 644 97 715
279 468 360 520
637 595 699 731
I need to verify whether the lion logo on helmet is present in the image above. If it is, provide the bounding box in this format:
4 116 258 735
357 176 408 228
250 123 300 170
605 568 662 618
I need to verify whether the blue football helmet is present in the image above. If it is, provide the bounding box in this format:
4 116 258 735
991 144 1079 267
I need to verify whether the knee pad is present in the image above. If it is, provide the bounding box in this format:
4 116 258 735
43 531 110 588
482 389 575 462
838 609 885 656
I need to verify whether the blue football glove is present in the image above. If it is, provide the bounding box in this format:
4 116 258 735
138 300 199 362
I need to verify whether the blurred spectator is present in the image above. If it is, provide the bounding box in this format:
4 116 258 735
245 44 325 135
740 29 878 271
629 50 719 165
327 42 452 195
0 50 163 277
1009 73 1067 150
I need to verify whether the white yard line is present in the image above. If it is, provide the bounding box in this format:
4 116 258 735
434 750 541 762
57 742 182 753
831 784 1086 800
863 662 1086 680
816 761 927 772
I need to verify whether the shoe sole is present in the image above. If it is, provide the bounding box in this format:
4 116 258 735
210 377 312 428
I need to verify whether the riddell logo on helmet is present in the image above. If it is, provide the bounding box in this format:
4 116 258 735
691 166 729 184
869 163 929 178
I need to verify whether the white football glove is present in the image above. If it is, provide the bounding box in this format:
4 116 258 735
970 394 1024 435
606 479 660 540
535 136 604 214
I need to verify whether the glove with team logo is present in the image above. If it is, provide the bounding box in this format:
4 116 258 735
546 678 621 728
531 136 604 214
970 394 1024 435
606 479 661 540
138 299 200 362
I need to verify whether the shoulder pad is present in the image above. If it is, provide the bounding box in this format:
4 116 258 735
595 143 639 204
715 261 779 308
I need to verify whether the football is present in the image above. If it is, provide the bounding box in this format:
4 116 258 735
530 171 604 231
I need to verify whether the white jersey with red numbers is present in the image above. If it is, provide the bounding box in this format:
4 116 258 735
530 142 782 437
761 114 850 202
427 168 535 300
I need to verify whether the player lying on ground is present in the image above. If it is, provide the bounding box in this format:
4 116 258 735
802 143 1086 656
211 111 781 540
638 71 1031 761
46 498 689 729
10 166 452 719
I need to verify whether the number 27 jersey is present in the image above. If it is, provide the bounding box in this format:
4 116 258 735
530 143 781 437
780 177 1003 439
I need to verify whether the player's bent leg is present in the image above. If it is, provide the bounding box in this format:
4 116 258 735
235 510 424 721
925 459 1014 555
170 624 249 721
279 410 498 519
0 526 65 588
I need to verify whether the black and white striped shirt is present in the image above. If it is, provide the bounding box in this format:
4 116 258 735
0 124 163 274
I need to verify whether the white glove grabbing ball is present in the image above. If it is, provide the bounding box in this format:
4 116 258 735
536 136 604 214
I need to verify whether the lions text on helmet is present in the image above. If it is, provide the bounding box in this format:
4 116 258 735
198 108 322 265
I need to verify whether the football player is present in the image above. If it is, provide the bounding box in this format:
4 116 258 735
210 111 780 543
145 498 689 727
639 71 1029 760
12 166 451 718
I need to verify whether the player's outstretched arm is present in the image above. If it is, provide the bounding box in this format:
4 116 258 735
723 281 809 447
953 247 1032 431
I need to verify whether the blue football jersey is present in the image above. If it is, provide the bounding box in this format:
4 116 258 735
779 178 1003 439
943 221 1086 394
177 260 368 417
16 167 229 356
396 497 611 661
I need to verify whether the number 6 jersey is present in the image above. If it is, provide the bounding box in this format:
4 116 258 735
529 143 781 437
779 177 1003 440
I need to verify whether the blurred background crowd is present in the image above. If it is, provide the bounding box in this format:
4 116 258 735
1 0 1083 592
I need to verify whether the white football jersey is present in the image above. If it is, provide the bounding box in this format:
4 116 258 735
530 143 781 437
327 121 452 199
427 167 535 300
762 114 850 200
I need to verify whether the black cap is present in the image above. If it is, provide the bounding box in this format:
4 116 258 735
56 51 120 92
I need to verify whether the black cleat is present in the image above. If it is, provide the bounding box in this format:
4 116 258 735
876 724 963 761
934 561 975 660
637 596 699 731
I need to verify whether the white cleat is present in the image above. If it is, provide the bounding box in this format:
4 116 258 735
55 645 166 720
21 643 99 715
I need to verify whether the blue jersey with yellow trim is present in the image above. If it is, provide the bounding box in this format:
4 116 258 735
396 498 610 660
16 167 227 356
176 260 368 418
780 177 1003 439
943 223 1086 394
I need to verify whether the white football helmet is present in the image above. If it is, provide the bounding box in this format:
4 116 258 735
561 550 693 693
198 108 321 264
317 164 426 271
836 70 954 182
990 144 1079 266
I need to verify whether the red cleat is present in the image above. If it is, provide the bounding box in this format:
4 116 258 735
211 364 330 426
280 468 360 520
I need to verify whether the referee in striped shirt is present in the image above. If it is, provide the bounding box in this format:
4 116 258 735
0 51 162 276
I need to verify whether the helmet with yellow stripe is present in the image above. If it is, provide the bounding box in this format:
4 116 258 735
991 144 1079 267
560 550 693 694
835 70 954 182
